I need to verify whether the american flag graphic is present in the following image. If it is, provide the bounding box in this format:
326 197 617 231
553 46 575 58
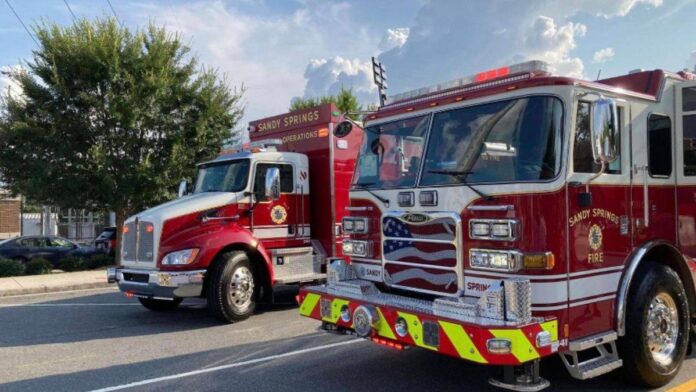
381 213 460 295
382 216 456 242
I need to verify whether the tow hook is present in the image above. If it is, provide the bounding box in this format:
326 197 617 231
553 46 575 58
320 322 347 335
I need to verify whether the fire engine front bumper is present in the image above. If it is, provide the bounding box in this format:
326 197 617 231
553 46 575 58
298 261 559 366
107 267 206 299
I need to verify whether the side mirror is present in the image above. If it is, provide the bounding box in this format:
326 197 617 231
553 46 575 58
334 121 353 138
178 180 188 198
591 98 619 165
264 167 281 201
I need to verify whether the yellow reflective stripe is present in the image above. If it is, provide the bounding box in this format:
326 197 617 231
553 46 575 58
439 322 487 363
489 329 539 363
376 307 396 340
396 312 437 351
323 298 350 323
540 320 558 342
299 293 320 317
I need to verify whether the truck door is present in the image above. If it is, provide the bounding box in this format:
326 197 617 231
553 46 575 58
631 105 676 247
251 162 299 247
566 99 632 338
676 82 696 283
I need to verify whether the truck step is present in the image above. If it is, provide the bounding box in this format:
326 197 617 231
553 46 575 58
569 331 617 351
274 272 326 285
575 356 623 380
560 331 622 380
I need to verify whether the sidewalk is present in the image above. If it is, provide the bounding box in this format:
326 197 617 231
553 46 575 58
0 270 112 297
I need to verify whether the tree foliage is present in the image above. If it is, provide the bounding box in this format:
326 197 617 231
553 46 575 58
0 19 244 238
290 88 361 119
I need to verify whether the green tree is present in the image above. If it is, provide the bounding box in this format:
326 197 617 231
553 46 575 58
290 88 361 119
0 18 244 262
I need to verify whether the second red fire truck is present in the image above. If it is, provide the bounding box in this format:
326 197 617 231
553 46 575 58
298 60 696 390
108 103 363 323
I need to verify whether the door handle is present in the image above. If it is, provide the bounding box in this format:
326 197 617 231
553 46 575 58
633 164 649 228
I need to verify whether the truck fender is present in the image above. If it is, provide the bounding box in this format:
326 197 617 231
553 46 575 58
207 229 275 286
616 240 696 336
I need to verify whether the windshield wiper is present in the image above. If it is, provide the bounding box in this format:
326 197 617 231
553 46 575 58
428 170 493 201
353 182 390 207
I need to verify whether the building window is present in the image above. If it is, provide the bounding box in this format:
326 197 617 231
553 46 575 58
647 114 672 177
573 101 622 174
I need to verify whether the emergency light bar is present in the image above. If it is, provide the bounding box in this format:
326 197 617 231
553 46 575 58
387 60 551 107
248 139 283 152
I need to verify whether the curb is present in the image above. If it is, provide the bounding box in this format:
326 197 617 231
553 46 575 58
0 281 114 297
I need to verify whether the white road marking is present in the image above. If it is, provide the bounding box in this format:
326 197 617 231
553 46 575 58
89 339 364 392
0 286 118 299
0 303 141 307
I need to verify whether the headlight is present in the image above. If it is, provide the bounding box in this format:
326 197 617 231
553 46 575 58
343 218 355 232
469 219 518 241
342 240 372 257
162 248 200 265
469 249 520 272
471 222 491 237
342 217 368 233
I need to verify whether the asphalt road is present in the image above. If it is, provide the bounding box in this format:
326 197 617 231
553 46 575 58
0 287 694 392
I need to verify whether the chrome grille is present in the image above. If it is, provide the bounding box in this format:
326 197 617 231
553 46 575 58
122 222 137 261
121 220 155 263
138 222 154 262
381 212 463 297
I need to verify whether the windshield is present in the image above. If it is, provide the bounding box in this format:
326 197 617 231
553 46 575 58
352 115 430 189
194 159 250 193
421 96 563 186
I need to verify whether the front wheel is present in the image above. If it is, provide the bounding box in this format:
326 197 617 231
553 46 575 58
138 297 182 311
207 251 257 323
618 262 690 388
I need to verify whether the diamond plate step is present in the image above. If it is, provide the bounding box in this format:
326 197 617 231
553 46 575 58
569 331 617 351
575 356 623 380
561 332 622 380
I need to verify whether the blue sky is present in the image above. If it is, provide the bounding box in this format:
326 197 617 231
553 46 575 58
2 0 696 123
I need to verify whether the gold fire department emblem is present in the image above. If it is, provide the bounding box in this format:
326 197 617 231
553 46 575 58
589 224 603 251
271 205 288 224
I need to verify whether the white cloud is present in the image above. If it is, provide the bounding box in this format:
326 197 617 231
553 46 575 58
128 1 379 122
376 0 663 94
302 56 376 105
378 28 410 51
593 47 616 63
0 65 24 100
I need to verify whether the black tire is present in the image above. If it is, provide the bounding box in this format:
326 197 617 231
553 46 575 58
207 251 257 323
618 262 690 388
138 297 183 311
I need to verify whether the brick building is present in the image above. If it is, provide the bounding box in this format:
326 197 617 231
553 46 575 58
0 192 20 239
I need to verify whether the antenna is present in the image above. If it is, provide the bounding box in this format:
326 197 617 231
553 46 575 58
595 68 602 81
372 57 388 107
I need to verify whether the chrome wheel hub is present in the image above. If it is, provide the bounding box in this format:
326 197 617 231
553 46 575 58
646 292 679 366
228 266 254 311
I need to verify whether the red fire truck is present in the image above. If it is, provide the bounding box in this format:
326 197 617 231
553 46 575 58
108 103 363 323
298 60 696 390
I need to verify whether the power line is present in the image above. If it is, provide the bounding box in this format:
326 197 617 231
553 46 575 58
4 0 39 47
105 0 122 27
63 0 77 22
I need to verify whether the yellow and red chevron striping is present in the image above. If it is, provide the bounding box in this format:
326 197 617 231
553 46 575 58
299 291 558 366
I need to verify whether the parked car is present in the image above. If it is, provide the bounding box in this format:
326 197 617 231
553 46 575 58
0 236 103 267
93 227 117 256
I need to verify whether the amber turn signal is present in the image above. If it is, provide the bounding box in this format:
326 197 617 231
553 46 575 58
522 252 555 270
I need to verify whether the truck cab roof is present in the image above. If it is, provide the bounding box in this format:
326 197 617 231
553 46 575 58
198 150 308 168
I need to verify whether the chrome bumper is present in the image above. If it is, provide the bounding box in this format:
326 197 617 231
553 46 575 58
325 259 533 326
107 267 206 299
